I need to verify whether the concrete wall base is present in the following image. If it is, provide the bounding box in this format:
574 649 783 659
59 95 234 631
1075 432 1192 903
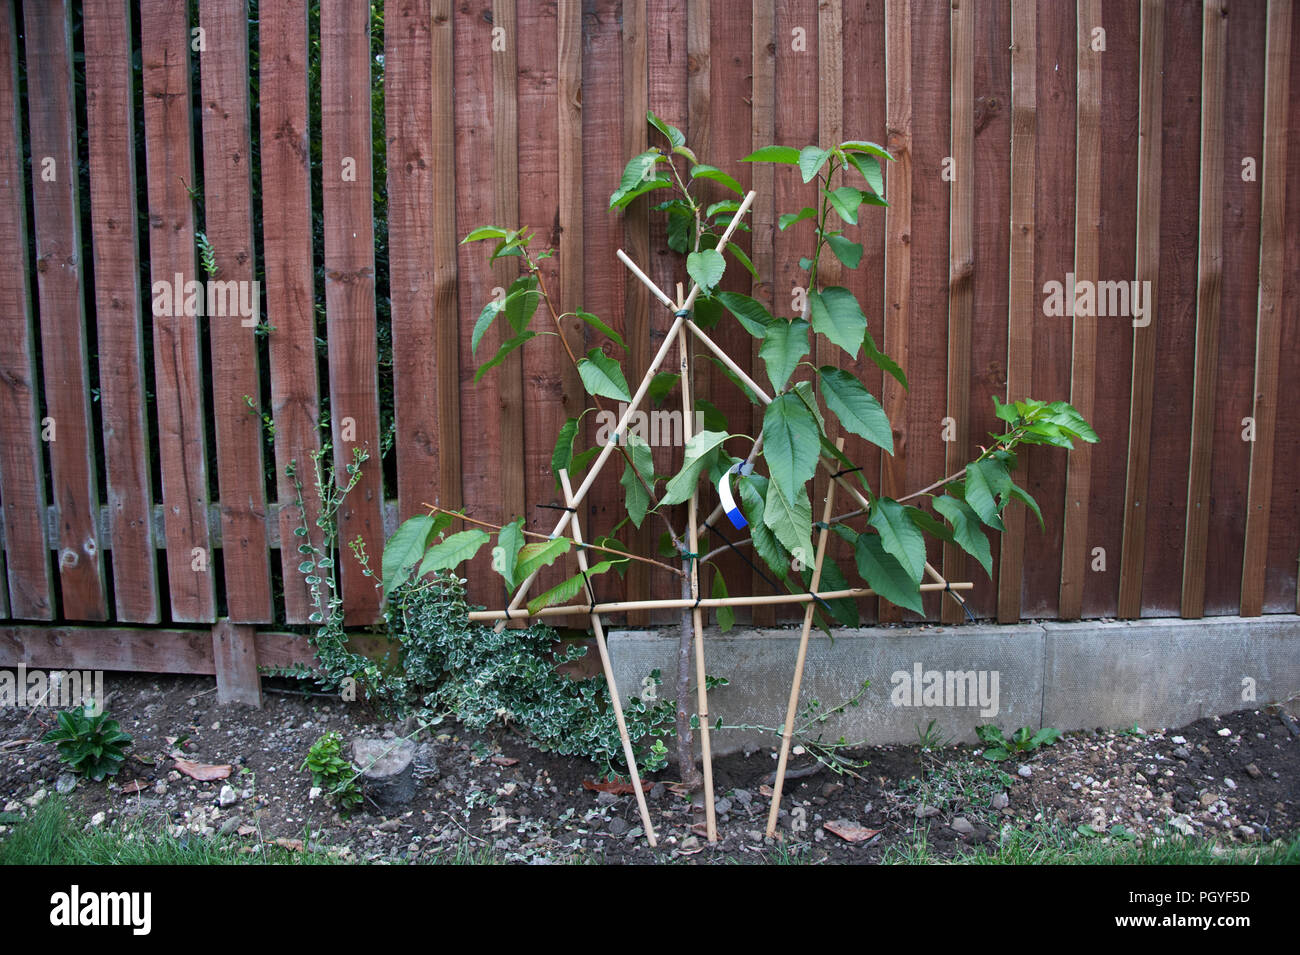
607 616 1300 754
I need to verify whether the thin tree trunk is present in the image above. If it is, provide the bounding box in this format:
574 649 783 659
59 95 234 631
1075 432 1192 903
675 568 702 789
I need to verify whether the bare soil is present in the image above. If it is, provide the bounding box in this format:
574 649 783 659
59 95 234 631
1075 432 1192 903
1 672 1296 863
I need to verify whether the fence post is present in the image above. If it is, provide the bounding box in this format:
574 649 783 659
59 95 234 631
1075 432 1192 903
211 618 262 707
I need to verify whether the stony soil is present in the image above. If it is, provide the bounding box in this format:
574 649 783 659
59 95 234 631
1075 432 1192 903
1 672 1296 863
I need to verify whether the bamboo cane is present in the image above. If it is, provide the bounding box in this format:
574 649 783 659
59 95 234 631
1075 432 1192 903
764 439 844 838
677 309 717 842
466 582 973 622
559 469 658 847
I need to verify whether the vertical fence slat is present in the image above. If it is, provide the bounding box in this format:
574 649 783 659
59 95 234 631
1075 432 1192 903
1058 0 1101 620
1180 0 1227 619
1084 0 1138 619
493 0 526 540
880 0 911 622
749 0 776 627
321 2 383 623
259 0 321 625
1206 0 1265 614
967 0 1011 621
1118 0 1164 619
200 0 272 624
622 0 652 624
24 0 108 621
647 0 685 618
141 0 216 623
942 0 974 624
0 4 53 620
432 1 462 516
84 0 158 623
1241 0 1292 616
385 0 437 522
998 0 1035 623
1141 1 1201 617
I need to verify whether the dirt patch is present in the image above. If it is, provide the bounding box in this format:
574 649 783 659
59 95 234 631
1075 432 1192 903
1 672 1296 863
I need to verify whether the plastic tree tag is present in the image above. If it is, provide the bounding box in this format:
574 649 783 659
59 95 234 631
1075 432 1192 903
718 461 754 529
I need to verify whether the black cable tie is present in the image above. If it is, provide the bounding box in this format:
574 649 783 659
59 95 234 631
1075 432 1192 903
538 503 577 513
694 590 704 609
502 581 514 620
832 466 864 478
702 520 784 596
580 569 597 615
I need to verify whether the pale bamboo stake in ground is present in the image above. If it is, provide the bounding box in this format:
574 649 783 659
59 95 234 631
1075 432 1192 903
677 304 717 842
466 581 973 621
766 438 844 839
559 469 657 846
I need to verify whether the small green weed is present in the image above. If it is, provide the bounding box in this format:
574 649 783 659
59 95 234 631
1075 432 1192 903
41 707 133 781
300 731 363 812
975 724 1062 762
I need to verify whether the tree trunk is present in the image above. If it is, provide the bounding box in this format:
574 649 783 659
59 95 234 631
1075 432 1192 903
675 568 702 789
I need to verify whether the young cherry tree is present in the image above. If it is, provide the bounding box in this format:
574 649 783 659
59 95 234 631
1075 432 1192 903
383 111 1096 790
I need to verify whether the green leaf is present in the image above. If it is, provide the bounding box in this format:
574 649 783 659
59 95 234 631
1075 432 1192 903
503 275 541 335
762 392 822 497
716 291 773 337
739 475 790 580
527 560 623 615
495 518 527 589
610 149 662 207
461 226 511 243
932 495 992 576
854 533 924 615
417 530 490 575
727 243 758 280
686 249 726 293
577 348 632 402
383 514 445 597
863 327 908 390
759 319 810 393
660 430 730 506
845 151 885 195
840 140 893 162
695 399 729 433
648 372 680 405
471 298 504 355
764 480 813 564
474 331 538 383
817 367 894 453
574 311 626 350
814 558 859 627
514 538 572 581
905 506 955 545
712 569 735 632
1008 482 1044 531
551 417 579 488
798 145 833 183
612 177 673 209
826 234 863 268
691 164 744 195
962 459 1007 530
741 144 802 164
646 110 685 148
693 294 723 330
620 434 655 528
868 497 926 584
824 186 864 225
807 287 866 360
778 206 818 231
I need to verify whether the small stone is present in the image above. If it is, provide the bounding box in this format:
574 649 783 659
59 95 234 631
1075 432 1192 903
991 792 1009 810
1171 736 1186 745
90 812 106 827
24 789 47 807
218 785 239 808
1173 746 1191 760
1224 777 1237 791
3 801 20 813
1170 815 1195 836
714 797 732 815
1199 792 1220 808
950 816 975 835
596 791 619 806
915 804 940 818
153 780 167 795
749 830 764 842
1244 763 1262 779
308 787 322 801
649 783 666 802
608 817 629 836
679 836 700 851
1017 765 1033 778
55 773 77 795
1217 728 1232 737
733 789 753 807
218 816 243 835
376 819 401 833
1236 825 1255 838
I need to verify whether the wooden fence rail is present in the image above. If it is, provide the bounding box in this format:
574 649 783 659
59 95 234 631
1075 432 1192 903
0 0 1296 694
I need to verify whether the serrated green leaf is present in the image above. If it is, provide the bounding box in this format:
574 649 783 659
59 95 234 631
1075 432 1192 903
764 479 813 564
691 163 744 195
474 330 538 382
712 569 735 632
610 149 662 207
1007 481 1044 531
818 366 894 453
778 206 818 231
840 140 893 161
798 145 833 183
695 398 728 433
844 151 885 195
382 514 445 597
854 532 924 615
933 494 993 576
417 530 490 575
824 186 864 225
574 311 626 350
727 243 758 280
741 144 802 164
496 517 527 589
759 319 810 393
471 298 504 355
577 348 632 402
527 559 624 615
647 110 685 148
762 392 821 498
863 327 908 390
620 434 655 528
648 372 680 405
826 234 863 268
962 459 1007 530
868 497 926 584
808 287 866 360
716 291 773 337
552 417 579 489
659 430 730 506
514 538 572 581
813 557 859 627
461 226 511 243
739 475 789 580
687 248 726 293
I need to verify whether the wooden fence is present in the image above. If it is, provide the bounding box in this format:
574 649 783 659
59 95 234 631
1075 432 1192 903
0 0 1297 695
